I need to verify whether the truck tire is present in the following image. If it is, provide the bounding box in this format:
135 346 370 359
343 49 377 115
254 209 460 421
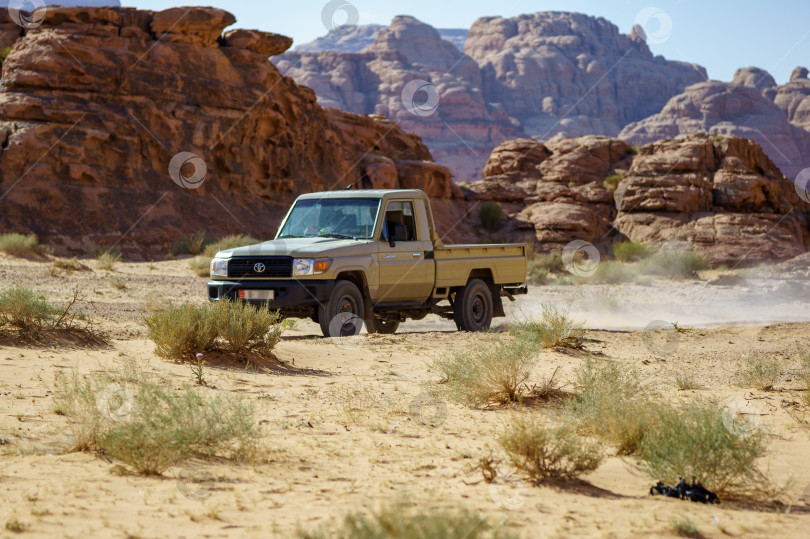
319 280 365 338
366 316 400 335
453 278 493 332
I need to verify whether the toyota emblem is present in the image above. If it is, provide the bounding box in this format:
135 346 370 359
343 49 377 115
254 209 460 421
253 263 266 273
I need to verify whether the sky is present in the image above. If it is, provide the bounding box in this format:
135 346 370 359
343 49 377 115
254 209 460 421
120 0 810 84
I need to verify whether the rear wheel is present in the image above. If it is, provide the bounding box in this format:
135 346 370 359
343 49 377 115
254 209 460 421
453 278 493 332
366 315 400 335
318 280 365 338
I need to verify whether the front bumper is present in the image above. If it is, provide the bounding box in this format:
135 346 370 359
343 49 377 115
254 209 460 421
207 279 335 312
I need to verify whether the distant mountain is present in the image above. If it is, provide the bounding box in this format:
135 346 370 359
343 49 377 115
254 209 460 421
295 23 468 53
0 1 120 5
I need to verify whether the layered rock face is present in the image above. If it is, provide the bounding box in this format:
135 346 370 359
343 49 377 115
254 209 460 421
278 12 706 183
295 23 468 53
464 133 809 265
619 80 810 180
769 67 810 133
0 7 451 258
277 16 521 184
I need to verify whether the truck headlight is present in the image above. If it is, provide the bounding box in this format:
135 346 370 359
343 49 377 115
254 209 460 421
210 258 229 277
292 258 332 276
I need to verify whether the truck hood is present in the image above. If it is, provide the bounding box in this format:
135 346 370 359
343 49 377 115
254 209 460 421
216 238 374 259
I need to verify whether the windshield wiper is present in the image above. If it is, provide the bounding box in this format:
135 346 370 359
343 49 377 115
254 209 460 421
277 235 303 239
317 233 356 240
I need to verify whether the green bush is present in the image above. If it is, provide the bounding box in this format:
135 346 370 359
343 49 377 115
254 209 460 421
510 303 584 349
169 231 214 256
431 337 537 407
603 173 623 192
640 250 708 279
479 202 503 233
144 300 283 362
0 287 61 331
527 253 564 283
0 46 10 66
500 415 602 482
612 241 655 263
299 502 516 539
55 366 259 475
636 400 767 494
0 233 47 257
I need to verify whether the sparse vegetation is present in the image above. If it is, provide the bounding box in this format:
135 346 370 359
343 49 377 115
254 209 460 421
674 370 702 390
431 337 537 407
144 300 283 362
479 202 504 233
801 348 810 406
567 358 657 455
203 235 259 258
299 501 516 539
589 261 636 284
636 399 768 495
526 253 564 283
5 518 27 533
170 231 214 256
612 240 655 263
510 303 585 349
0 46 11 66
671 518 698 537
55 365 259 475
0 233 48 257
52 257 91 274
189 255 211 277
736 353 781 391
109 278 127 290
603 173 623 192
0 287 61 331
499 415 602 482
640 250 708 280
95 250 121 271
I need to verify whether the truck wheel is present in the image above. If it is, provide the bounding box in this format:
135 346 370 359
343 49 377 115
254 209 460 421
453 278 493 332
367 316 400 335
319 280 365 338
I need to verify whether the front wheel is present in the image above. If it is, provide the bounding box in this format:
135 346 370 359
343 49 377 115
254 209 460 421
318 280 365 338
453 278 493 332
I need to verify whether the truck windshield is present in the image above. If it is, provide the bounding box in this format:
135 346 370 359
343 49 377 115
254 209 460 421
277 197 381 240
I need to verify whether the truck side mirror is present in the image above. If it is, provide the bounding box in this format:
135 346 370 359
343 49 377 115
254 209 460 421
390 223 408 247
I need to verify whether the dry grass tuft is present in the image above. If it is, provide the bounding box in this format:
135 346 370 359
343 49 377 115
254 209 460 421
0 233 49 257
736 353 781 391
499 415 602 482
510 303 585 349
95 250 121 271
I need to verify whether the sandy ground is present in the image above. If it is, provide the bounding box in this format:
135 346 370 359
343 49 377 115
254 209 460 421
1 253 810 538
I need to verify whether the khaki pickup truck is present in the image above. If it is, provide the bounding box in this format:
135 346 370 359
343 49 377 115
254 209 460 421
207 189 527 336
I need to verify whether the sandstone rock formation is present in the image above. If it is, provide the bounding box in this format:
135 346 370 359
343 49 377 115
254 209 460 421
294 23 468 53
277 15 521 184
464 133 809 265
279 12 706 183
769 66 810 133
0 7 452 258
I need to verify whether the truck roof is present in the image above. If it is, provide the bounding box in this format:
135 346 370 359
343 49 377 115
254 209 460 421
296 189 429 200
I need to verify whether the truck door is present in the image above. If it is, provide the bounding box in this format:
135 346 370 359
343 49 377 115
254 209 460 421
376 200 434 303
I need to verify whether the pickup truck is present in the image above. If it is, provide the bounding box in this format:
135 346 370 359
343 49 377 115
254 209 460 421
207 189 527 337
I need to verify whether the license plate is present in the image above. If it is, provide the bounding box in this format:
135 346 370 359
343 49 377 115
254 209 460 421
239 290 274 300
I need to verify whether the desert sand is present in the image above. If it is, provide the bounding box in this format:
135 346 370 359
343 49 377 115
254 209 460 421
1 253 809 538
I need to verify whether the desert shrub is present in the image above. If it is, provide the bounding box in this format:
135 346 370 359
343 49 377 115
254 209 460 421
0 287 61 331
52 257 90 274
479 202 503 233
527 253 563 283
189 255 211 277
55 366 259 475
640 251 708 279
612 240 655 262
299 502 516 539
589 261 636 284
603 173 623 192
500 415 602 482
510 303 584 349
636 399 767 494
209 300 283 357
801 349 810 406
0 46 11 65
203 235 259 258
674 370 702 390
736 353 781 391
567 358 658 455
0 233 47 257
95 250 121 271
671 519 698 537
170 231 214 256
431 337 537 407
144 301 283 362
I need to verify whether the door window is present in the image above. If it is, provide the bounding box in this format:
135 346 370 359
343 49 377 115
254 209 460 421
381 201 418 242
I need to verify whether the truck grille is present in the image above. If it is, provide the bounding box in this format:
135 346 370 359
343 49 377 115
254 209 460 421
228 257 293 278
